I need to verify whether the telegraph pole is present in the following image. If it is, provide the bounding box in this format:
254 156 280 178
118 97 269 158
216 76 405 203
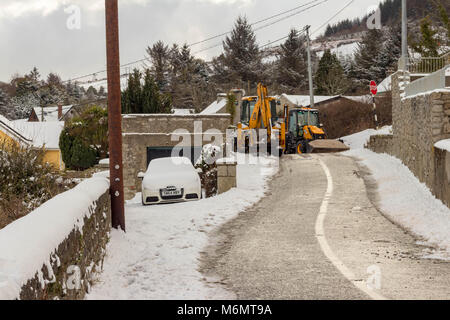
305 25 315 109
402 0 408 69
105 0 125 231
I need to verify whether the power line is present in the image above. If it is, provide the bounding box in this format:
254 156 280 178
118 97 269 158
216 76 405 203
189 0 323 47
63 0 327 83
312 0 355 35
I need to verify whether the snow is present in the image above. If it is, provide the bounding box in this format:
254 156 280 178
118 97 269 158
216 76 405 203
32 106 73 122
281 94 340 107
377 75 392 93
172 108 195 115
316 41 359 59
435 139 450 152
200 98 227 115
142 157 200 191
87 154 278 299
99 158 110 165
342 128 450 260
341 126 392 150
11 121 64 149
0 176 109 300
344 95 372 104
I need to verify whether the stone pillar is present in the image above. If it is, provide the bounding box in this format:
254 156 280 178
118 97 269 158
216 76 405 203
217 158 237 194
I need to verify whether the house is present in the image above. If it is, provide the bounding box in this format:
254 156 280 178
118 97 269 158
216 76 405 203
28 104 75 122
279 94 342 109
0 115 65 170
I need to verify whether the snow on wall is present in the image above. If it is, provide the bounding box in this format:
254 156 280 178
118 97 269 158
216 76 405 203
0 176 110 300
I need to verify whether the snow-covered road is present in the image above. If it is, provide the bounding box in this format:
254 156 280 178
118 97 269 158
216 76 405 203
87 155 278 300
342 127 450 260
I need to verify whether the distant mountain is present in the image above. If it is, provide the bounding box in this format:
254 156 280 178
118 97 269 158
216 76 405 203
318 0 447 40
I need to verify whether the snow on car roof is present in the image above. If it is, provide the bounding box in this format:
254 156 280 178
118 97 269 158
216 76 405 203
148 157 193 171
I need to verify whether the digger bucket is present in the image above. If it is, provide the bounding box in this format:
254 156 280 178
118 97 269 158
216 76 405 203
308 139 350 153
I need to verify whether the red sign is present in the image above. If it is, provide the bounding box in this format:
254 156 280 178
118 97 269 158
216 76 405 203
370 80 378 96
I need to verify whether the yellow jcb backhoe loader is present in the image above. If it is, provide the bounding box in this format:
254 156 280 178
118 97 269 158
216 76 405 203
235 83 285 156
234 83 349 155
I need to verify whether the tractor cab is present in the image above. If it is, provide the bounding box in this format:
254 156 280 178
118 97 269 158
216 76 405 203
240 96 278 127
288 108 325 140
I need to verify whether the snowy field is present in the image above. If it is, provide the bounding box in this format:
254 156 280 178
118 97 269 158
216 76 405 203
87 154 278 300
342 127 450 260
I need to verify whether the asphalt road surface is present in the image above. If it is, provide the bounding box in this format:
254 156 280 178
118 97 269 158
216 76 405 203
200 154 450 300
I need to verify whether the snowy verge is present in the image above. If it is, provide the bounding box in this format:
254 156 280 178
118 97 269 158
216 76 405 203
343 129 450 260
341 126 392 150
0 176 109 300
87 154 278 300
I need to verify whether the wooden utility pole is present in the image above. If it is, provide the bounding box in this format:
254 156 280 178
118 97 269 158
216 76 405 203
105 0 125 231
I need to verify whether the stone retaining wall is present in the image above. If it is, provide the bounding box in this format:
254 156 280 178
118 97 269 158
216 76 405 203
367 70 450 206
19 190 111 300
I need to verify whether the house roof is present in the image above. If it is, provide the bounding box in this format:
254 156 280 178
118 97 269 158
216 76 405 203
0 115 32 145
0 115 63 149
12 120 64 149
200 98 227 115
377 75 392 93
32 105 73 122
281 94 341 107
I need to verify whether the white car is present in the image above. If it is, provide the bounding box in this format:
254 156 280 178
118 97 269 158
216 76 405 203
139 157 202 205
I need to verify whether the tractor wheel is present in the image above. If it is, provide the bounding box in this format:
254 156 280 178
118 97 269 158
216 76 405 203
296 142 304 154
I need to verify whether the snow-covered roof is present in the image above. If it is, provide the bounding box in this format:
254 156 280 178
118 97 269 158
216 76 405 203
3 119 64 149
281 94 340 107
200 98 227 115
378 75 392 93
32 105 73 122
0 115 33 145
344 95 372 104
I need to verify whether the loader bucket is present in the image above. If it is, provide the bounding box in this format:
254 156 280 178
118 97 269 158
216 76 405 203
309 139 350 153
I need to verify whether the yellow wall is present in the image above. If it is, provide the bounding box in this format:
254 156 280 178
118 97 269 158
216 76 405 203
0 128 63 170
42 149 63 170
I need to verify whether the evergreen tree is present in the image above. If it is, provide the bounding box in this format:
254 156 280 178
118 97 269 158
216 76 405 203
223 16 261 86
315 50 347 95
276 29 308 93
411 16 439 57
375 25 402 80
146 41 171 92
0 88 9 118
353 29 384 87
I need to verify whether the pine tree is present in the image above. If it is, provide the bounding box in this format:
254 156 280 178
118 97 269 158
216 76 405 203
375 25 402 80
353 29 384 87
223 16 261 86
146 41 171 92
315 50 347 95
276 29 308 93
411 16 439 57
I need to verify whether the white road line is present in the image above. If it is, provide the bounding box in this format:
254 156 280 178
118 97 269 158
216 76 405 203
315 157 388 300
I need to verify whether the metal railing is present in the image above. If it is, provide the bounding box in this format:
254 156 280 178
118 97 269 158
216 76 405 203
409 52 450 74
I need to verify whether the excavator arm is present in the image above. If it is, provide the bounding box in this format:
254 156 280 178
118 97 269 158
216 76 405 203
249 83 273 136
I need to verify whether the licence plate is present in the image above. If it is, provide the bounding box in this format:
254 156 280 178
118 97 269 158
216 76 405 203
161 189 182 197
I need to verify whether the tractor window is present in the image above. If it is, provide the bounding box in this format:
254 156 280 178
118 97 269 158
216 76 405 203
241 100 256 124
270 100 277 122
289 112 297 134
297 111 319 127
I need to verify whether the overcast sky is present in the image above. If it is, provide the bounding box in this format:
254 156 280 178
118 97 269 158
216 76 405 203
0 0 385 83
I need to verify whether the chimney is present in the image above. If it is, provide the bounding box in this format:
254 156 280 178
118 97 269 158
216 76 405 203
58 104 63 120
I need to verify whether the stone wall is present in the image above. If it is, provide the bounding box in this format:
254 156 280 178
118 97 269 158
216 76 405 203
367 134 394 155
122 114 231 199
217 159 237 194
367 70 450 205
19 190 111 300
434 147 450 208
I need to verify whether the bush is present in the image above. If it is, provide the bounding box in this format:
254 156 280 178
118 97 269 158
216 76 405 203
0 142 61 228
195 144 221 198
59 105 108 170
319 96 392 139
70 138 97 170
